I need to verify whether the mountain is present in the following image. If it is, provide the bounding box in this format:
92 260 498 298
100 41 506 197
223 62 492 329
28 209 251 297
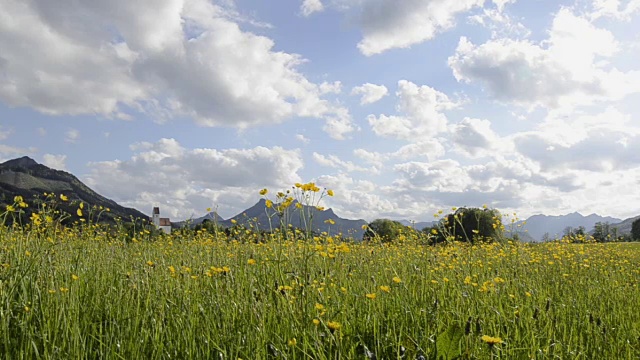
179 199 367 240
609 215 640 236
0 156 147 223
399 220 436 231
515 212 622 241
173 211 225 228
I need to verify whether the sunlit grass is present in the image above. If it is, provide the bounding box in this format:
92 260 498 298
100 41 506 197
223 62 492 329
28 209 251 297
1 189 639 358
1 226 639 359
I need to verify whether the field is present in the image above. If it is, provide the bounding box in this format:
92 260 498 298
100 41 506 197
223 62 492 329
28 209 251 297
1 223 639 359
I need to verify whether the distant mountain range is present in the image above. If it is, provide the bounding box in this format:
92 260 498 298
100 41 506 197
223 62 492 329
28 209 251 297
0 156 147 223
176 199 368 239
1 156 638 240
513 212 623 241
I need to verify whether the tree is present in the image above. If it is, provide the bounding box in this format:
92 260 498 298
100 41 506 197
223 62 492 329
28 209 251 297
592 222 611 242
632 218 640 241
426 207 503 244
362 219 408 243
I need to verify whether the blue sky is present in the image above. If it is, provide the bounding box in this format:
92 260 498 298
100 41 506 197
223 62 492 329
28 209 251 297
1 0 640 222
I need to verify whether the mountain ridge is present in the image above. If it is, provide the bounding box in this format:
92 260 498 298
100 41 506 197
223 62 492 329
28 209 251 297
0 156 148 223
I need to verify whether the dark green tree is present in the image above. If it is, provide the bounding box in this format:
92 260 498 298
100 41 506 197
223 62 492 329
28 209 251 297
426 207 502 244
631 218 640 241
362 219 407 242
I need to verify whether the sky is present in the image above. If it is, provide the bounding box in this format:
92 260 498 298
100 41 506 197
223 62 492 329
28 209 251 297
1 0 640 222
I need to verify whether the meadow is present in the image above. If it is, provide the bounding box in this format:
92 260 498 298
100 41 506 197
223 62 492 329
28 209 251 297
1 190 639 359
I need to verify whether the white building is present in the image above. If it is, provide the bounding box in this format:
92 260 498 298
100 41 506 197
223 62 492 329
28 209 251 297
151 207 172 234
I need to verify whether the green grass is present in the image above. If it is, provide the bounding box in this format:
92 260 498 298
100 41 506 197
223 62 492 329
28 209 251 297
1 224 639 359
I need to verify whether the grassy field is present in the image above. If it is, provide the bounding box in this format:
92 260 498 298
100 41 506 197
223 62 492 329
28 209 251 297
1 223 639 359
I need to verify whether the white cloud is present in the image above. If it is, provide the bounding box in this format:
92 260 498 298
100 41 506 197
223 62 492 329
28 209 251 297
312 152 375 173
65 129 80 143
0 126 11 140
450 117 510 157
0 0 349 134
322 107 357 140
350 83 388 105
468 7 530 39
590 0 640 20
85 138 304 219
295 133 311 144
353 139 446 171
319 81 342 95
346 0 486 55
41 154 67 170
301 0 325 17
368 80 458 140
449 9 640 111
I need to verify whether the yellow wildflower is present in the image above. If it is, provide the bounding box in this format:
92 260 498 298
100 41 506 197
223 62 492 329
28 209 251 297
481 335 503 345
365 293 376 300
379 285 391 293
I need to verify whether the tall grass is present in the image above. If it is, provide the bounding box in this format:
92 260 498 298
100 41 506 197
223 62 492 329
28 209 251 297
1 224 639 359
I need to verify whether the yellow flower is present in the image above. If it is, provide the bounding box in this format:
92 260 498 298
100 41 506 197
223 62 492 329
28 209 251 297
79 202 84 209
481 335 503 345
247 259 256 265
60 194 68 202
265 200 273 208
231 219 237 224
324 219 335 225
72 274 79 281
77 208 83 217
315 303 325 311
312 318 320 325
327 189 334 196
288 338 297 347
365 293 376 300
146 261 155 267
48 289 56 294
327 321 341 331
379 285 391 293
525 291 532 297
259 188 268 196
60 287 69 293
206 207 212 212
6 205 15 212
392 276 402 284
14 195 23 203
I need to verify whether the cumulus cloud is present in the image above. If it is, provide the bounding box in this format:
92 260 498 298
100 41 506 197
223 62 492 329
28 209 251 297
590 0 640 20
450 117 510 157
301 0 325 17
449 9 640 111
368 80 458 140
347 0 486 55
295 133 311 144
0 0 352 137
350 83 388 105
312 152 376 173
513 108 640 172
41 154 67 171
84 138 304 219
65 129 80 143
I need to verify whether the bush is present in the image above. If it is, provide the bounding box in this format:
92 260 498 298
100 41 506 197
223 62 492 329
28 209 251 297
426 207 503 244
362 219 408 243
